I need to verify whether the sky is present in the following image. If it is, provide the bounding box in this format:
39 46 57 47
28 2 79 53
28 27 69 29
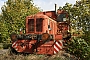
0 0 76 12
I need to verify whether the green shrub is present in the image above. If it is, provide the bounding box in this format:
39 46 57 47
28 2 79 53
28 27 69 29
0 43 3 49
81 31 90 46
3 43 11 49
65 37 90 60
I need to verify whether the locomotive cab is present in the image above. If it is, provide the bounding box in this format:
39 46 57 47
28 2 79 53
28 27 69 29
25 14 58 40
57 9 67 22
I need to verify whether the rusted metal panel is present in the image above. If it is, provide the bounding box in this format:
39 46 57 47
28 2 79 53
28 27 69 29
12 40 37 53
55 34 63 40
36 41 54 55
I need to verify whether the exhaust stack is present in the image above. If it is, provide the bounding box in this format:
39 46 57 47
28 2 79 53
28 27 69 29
55 4 57 14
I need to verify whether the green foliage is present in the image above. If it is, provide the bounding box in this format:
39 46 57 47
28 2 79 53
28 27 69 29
0 43 3 49
0 15 9 43
0 0 40 43
60 0 90 32
81 31 90 46
3 43 11 49
65 37 90 60
60 1 90 59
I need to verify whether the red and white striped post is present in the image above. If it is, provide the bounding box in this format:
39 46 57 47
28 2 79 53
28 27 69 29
54 40 63 54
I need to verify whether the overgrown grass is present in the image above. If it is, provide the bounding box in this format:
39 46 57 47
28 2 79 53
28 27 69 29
0 50 78 60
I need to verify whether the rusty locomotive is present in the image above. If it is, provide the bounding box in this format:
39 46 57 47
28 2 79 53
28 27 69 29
10 5 71 55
